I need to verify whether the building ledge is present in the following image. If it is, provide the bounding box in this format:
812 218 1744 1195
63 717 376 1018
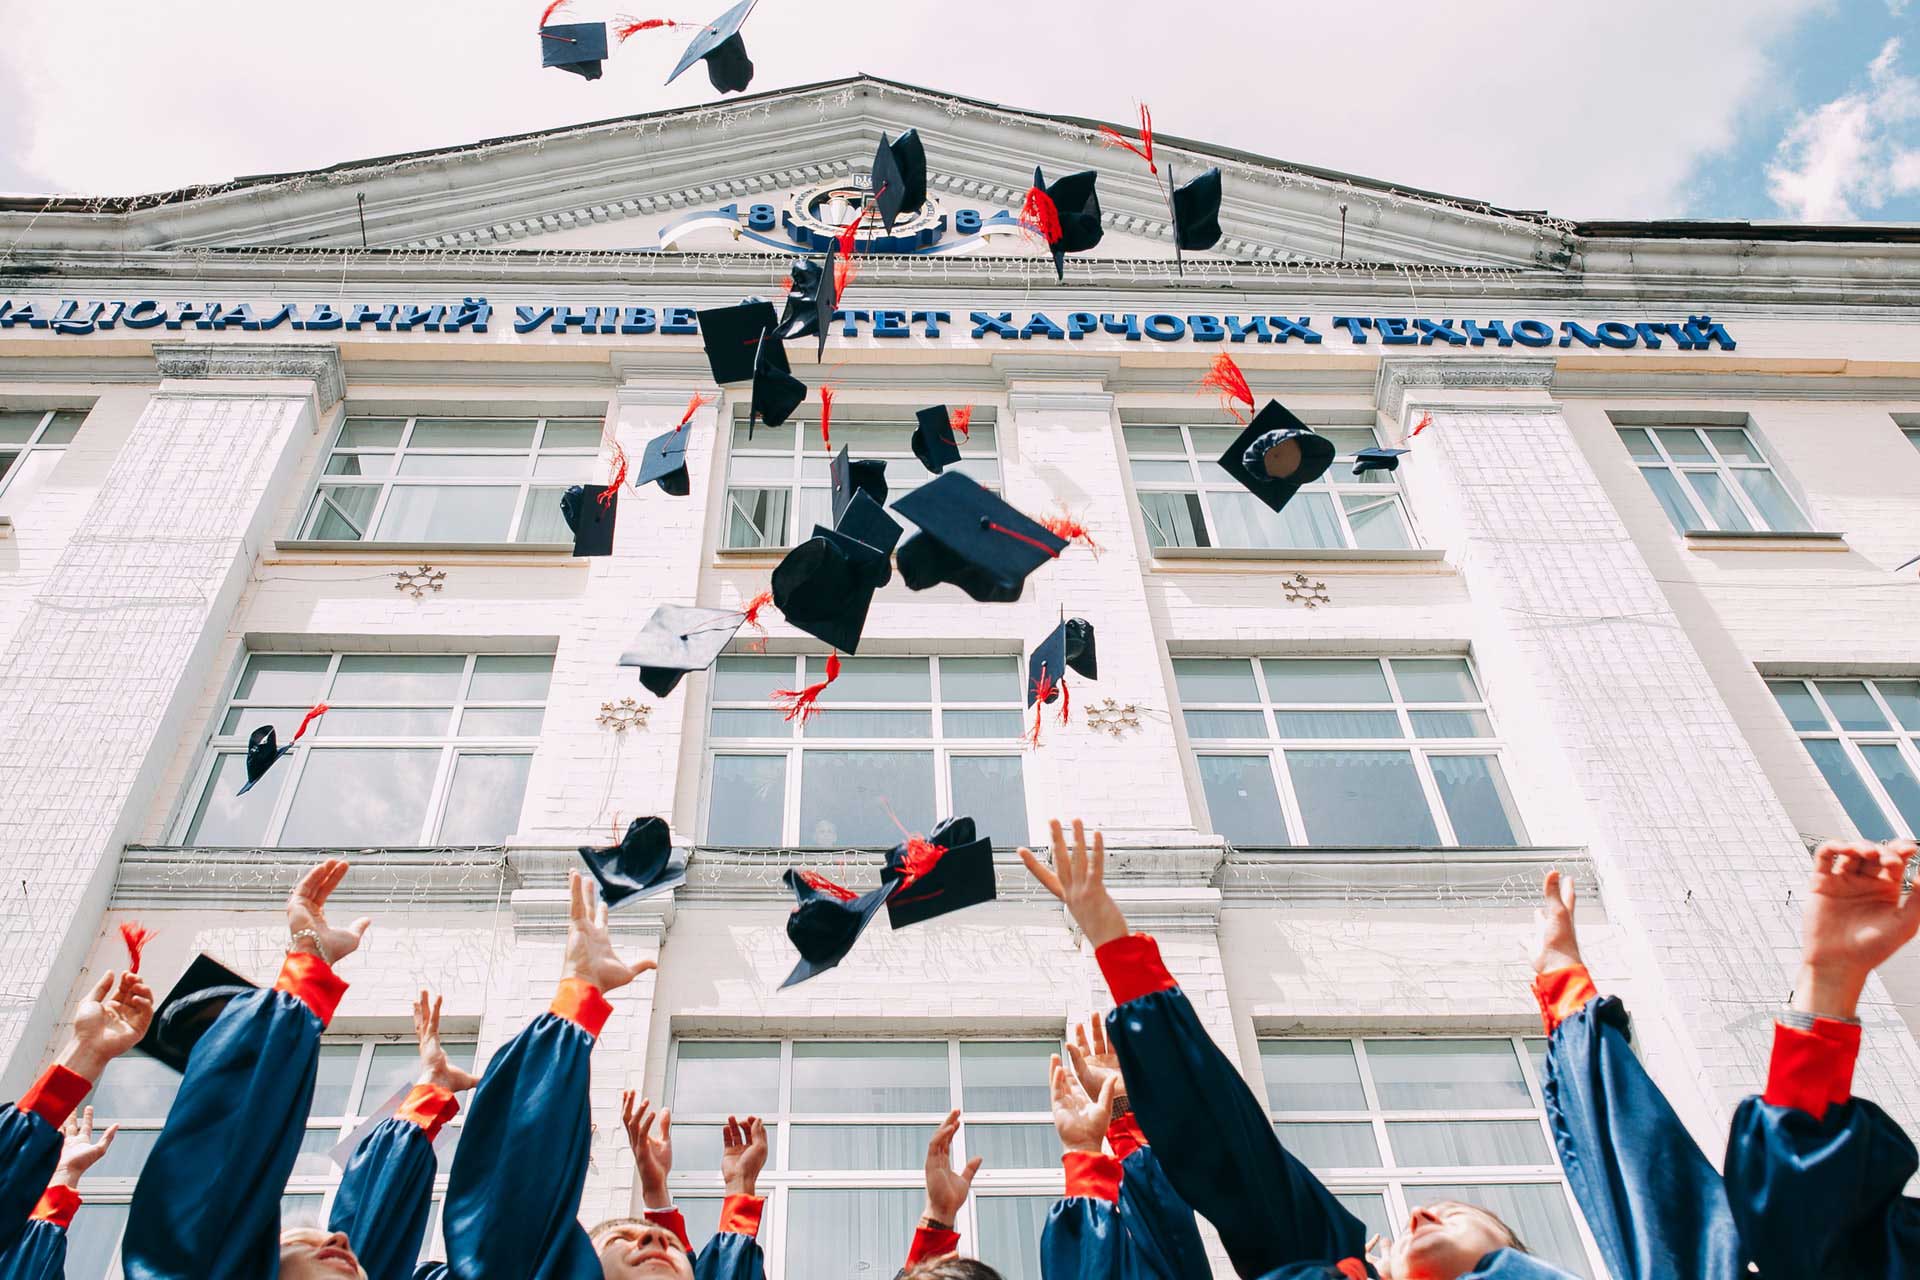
1218 845 1591 903
273 539 577 556
1149 546 1451 572
0 513 11 537
1682 530 1847 552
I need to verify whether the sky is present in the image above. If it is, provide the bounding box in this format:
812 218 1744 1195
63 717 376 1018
0 0 1914 223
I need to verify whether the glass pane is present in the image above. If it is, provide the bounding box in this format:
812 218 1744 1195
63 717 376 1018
1860 744 1920 832
364 1042 474 1111
940 657 1021 703
1388 1120 1549 1167
1412 1184 1591 1279
1816 681 1889 731
1197 755 1288 846
66 1202 129 1280
396 453 529 478
221 706 309 737
1287 751 1440 845
1654 428 1710 460
1184 710 1269 739
1411 710 1494 739
1682 471 1751 532
1392 658 1480 703
1261 1040 1366 1110
1877 680 1920 730
807 656 930 702
670 1123 779 1175
803 710 932 739
540 420 606 448
968 1124 1057 1168
1732 468 1810 532
791 1042 948 1113
1130 459 1195 484
1273 710 1403 739
945 710 1026 738
458 707 545 736
91 1054 181 1117
949 756 1029 847
1172 658 1260 703
1275 1121 1381 1170
531 455 595 481
1274 492 1347 549
726 487 789 548
1367 1039 1530 1110
332 654 465 702
338 419 406 447
310 1043 365 1114
0 411 44 442
1321 427 1380 457
705 756 785 846
1803 739 1896 841
732 418 795 450
517 487 573 543
409 419 537 449
1122 426 1185 454
1615 427 1659 460
185 753 282 846
797 486 833 536
373 485 519 542
46 411 87 440
671 1042 781 1115
1135 491 1207 550
314 707 451 737
1639 467 1698 534
90 1124 162 1177
1207 490 1295 549
798 751 934 847
976 1195 1054 1280
324 454 393 477
438 754 531 843
675 1197 725 1251
1334 1193 1393 1245
292 1126 342 1177
469 654 553 700
950 457 1002 488
1706 428 1762 461
303 485 379 539
1189 426 1243 457
0 450 57 513
786 1189 920 1280
1769 681 1827 731
1344 493 1413 550
280 749 440 845
713 656 794 701
1431 755 1524 846
710 709 792 738
235 654 331 702
960 1042 1055 1110
788 1124 935 1169
1263 659 1391 704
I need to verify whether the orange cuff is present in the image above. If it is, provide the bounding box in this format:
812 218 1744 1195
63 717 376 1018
1063 1150 1122 1203
29 1185 80 1229
907 1224 962 1266
1765 1019 1862 1120
644 1207 692 1253
18 1065 90 1128
550 978 613 1039
717 1193 765 1238
275 951 349 1027
396 1083 461 1140
1095 934 1177 1007
1532 964 1599 1036
1107 1112 1146 1162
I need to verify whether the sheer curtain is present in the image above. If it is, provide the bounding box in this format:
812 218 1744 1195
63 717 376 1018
784 1188 920 1278
1413 1184 1590 1279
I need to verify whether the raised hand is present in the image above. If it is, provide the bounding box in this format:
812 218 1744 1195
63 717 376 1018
1530 869 1584 975
63 970 154 1080
414 990 480 1093
564 869 657 993
1067 1019 1127 1114
622 1092 674 1209
922 1108 982 1228
1049 1052 1116 1155
1795 840 1920 1020
51 1107 119 1190
1018 819 1129 947
722 1114 768 1198
287 859 371 965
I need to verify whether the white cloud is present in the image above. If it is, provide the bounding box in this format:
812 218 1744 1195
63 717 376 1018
1766 37 1920 220
1890 0 1910 16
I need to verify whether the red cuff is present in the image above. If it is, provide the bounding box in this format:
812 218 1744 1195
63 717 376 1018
396 1083 460 1140
18 1065 90 1128
1095 934 1178 1007
717 1193 764 1238
1107 1112 1146 1162
29 1185 80 1229
906 1224 962 1266
1812 1016 1863 1107
1532 964 1600 1036
1765 1019 1863 1120
1062 1150 1122 1203
550 978 613 1039
644 1207 692 1253
274 952 348 1027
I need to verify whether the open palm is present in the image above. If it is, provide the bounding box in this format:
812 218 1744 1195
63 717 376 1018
1803 841 1920 975
564 870 657 992
288 860 371 963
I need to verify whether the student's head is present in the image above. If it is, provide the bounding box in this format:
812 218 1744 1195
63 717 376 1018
902 1259 1004 1280
278 1228 366 1279
1383 1200 1527 1279
592 1218 695 1280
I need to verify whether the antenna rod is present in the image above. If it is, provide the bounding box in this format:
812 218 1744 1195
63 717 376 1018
356 193 369 249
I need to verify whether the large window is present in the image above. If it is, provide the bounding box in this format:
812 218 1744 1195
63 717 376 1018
667 1038 1060 1280
1770 677 1920 840
181 652 551 848
0 409 84 513
1176 656 1525 848
1904 427 1920 455
298 415 605 544
66 1034 478 1279
1615 424 1811 535
705 655 1031 849
723 412 1001 550
1124 421 1412 552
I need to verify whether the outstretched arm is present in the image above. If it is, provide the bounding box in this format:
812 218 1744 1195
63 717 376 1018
898 1109 981 1275
0 1108 121 1280
1038 1050 1125 1280
692 1113 769 1280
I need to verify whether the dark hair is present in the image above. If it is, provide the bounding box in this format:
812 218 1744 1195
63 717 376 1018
901 1259 1005 1280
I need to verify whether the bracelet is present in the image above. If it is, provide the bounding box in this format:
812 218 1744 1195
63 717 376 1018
919 1214 953 1231
290 929 331 964
1110 1095 1132 1120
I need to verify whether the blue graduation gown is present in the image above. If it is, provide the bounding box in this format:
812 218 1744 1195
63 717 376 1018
1039 1139 1210 1280
328 1088 454 1280
1113 1128 1210 1280
0 1206 69 1280
0 1068 86 1256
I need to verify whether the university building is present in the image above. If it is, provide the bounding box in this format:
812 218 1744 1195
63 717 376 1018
2 75 1918 1278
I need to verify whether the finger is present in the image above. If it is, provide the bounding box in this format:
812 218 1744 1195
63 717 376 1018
1018 847 1066 901
1091 828 1105 887
658 1109 671 1141
61 1114 76 1138
724 1118 739 1147
292 862 329 904
1070 819 1087 886
1814 843 1845 875
1561 871 1576 911
630 957 658 979
85 970 113 1002
98 1123 118 1151
596 900 609 931
570 870 587 922
1542 868 1559 903
349 918 372 942
1049 1055 1068 1106
1049 819 1070 891
961 1155 983 1186
1095 1075 1118 1114
79 1107 93 1142
621 1090 636 1125
1092 1017 1109 1057
1066 1039 1088 1081
431 994 443 1033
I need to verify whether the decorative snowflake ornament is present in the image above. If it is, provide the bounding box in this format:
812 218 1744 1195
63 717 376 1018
1085 698 1143 739
393 564 446 600
1282 572 1331 608
597 699 651 733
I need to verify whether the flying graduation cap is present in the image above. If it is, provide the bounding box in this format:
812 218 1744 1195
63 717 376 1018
776 258 829 344
893 472 1067 604
239 704 328 796
911 406 965 475
666 0 758 93
869 130 928 233
1218 401 1336 515
619 601 764 697
579 816 687 907
831 446 889 523
1020 167 1104 282
1168 165 1224 262
883 815 996 929
1026 617 1097 745
1353 446 1409 476
1897 552 1920 573
780 868 898 988
136 953 257 1073
699 301 808 436
635 429 691 496
772 523 889 655
561 484 619 556
538 2 609 79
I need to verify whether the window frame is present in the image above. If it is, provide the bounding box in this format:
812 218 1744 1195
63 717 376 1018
1769 676 1920 840
1614 423 1811 535
0 407 85 509
1903 426 1920 455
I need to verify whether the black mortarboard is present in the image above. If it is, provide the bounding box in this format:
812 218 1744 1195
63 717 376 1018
772 530 887 654
579 816 686 907
1170 165 1223 251
560 484 618 556
776 258 827 343
666 0 757 94
699 301 786 386
1217 401 1335 515
1030 167 1104 282
883 816 996 929
1896 552 1920 573
781 868 897 988
1352 446 1409 476
831 446 889 523
618 604 747 697
1027 617 1098 707
869 130 928 233
835 489 903 560
911 406 964 475
751 330 808 435
137 954 256 1074
540 21 608 79
893 472 1066 604
240 726 290 795
636 429 692 496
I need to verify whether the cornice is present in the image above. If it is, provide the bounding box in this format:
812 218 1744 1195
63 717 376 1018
113 846 515 908
1374 354 1557 420
153 341 346 408
1217 846 1594 904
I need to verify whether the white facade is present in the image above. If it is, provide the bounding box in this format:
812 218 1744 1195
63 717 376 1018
2 76 1919 1279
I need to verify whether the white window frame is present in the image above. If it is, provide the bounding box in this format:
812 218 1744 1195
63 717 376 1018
703 654 1033 849
1178 655 1527 848
0 407 85 509
175 651 550 848
296 413 606 545
1123 420 1414 552
1903 426 1920 455
1769 676 1920 840
1614 423 1811 534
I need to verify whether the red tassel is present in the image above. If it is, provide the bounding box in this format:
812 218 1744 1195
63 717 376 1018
1199 353 1255 420
291 703 329 742
798 870 858 903
1040 511 1100 558
741 590 774 630
896 839 949 887
950 405 972 441
1028 669 1056 748
119 922 153 973
1020 186 1063 246
538 0 571 25
819 386 834 452
1096 104 1157 174
1058 677 1070 726
601 438 628 502
833 255 858 306
615 17 688 40
985 521 1063 559
1408 411 1433 438
677 391 711 432
773 652 840 724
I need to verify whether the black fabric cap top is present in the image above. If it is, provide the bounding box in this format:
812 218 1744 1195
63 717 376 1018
240 725 287 794
751 329 808 433
911 406 964 475
137 953 257 1074
698 300 786 385
1171 166 1224 251
618 604 747 698
579 816 685 907
636 429 692 496
1027 617 1099 707
892 472 1066 603
776 258 826 343
869 130 928 233
831 446 889 523
540 21 608 78
1032 166 1103 281
560 484 617 556
883 817 996 930
834 489 903 561
1352 446 1410 476
666 0 757 93
780 869 898 988
772 531 885 654
1216 401 1336 515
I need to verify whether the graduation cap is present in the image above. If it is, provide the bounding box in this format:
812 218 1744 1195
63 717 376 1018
1897 552 1920 573
869 130 928 233
1352 446 1409 476
776 258 828 344
238 704 327 796
831 446 889 523
1217 401 1335 515
561 484 618 556
835 489 902 560
636 429 692 496
750 332 807 436
911 406 965 475
1027 618 1097 708
772 527 888 654
619 603 753 697
579 816 687 907
699 301 786 385
540 20 609 79
780 868 897 988
893 472 1066 604
883 816 996 929
1169 165 1223 252
666 0 757 94
136 954 256 1074
1021 167 1104 282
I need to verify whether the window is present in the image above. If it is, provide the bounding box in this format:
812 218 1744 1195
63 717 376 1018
722 412 1001 549
706 655 1031 849
1769 677 1920 840
298 415 605 544
1124 422 1412 552
1176 656 1525 848
1261 1035 1596 1278
667 1039 1061 1280
1904 427 1920 454
67 1034 478 1278
0 409 84 513
1615 424 1810 535
181 652 551 848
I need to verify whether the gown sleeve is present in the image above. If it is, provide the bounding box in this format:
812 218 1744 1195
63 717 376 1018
1533 965 1743 1280
898 1221 962 1276
1110 1115 1211 1280
0 1067 88 1255
328 1084 461 1280
0 1187 80 1280
1098 934 1367 1279
1039 1151 1125 1280
692 1195 767 1280
121 951 348 1280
